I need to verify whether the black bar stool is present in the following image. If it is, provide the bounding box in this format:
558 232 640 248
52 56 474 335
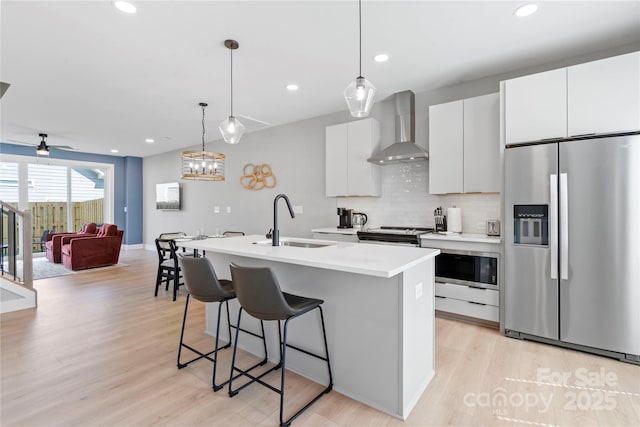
177 255 269 391
228 263 333 427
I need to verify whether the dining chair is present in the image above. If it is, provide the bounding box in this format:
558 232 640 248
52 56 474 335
32 229 50 252
154 238 184 301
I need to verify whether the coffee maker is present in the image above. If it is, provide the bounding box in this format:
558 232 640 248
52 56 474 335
337 208 353 229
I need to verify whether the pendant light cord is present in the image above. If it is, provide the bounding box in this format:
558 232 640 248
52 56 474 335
201 104 206 154
358 0 362 78
230 48 234 117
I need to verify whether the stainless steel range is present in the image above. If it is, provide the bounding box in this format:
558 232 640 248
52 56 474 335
357 226 434 246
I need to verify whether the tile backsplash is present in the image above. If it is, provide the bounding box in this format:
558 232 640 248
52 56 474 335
337 162 500 233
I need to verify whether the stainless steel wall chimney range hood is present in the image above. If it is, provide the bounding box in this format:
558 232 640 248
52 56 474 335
367 90 428 164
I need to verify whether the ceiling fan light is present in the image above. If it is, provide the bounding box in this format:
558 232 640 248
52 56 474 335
36 133 50 155
344 76 377 117
36 141 49 155
219 116 245 145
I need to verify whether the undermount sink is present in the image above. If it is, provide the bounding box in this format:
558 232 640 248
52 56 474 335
253 239 334 248
280 241 332 248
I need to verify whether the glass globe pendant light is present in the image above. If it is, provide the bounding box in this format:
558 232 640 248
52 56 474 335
344 0 377 117
219 39 245 144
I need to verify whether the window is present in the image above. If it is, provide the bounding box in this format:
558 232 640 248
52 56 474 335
0 156 113 252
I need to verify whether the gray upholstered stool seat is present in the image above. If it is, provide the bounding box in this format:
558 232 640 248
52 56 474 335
228 263 333 427
177 255 268 391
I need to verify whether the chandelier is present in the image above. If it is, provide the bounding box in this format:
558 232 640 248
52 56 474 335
181 102 225 181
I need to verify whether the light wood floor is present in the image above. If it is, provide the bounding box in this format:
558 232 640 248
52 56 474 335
1 249 638 427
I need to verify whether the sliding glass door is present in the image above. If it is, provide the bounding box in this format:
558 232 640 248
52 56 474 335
28 164 68 251
0 156 113 253
71 167 105 230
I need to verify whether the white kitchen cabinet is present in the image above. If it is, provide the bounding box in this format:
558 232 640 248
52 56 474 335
325 118 381 197
325 124 348 196
435 293 499 323
429 93 499 194
429 100 463 194
568 51 640 137
504 51 640 145
504 68 567 144
464 93 500 193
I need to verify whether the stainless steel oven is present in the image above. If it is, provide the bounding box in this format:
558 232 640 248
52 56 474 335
435 249 499 290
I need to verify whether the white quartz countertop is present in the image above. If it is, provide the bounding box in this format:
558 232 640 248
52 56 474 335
419 232 501 244
311 227 359 235
179 235 439 278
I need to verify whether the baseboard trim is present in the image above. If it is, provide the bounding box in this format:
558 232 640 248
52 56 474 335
122 244 144 250
435 310 499 329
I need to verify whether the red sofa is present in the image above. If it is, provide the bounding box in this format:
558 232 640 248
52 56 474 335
45 222 98 263
61 224 124 270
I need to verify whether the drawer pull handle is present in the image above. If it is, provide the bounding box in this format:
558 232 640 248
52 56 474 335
468 301 486 306
467 286 485 290
435 295 446 299
570 133 596 138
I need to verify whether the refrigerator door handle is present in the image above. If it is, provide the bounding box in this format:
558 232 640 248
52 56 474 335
560 173 569 280
550 174 558 279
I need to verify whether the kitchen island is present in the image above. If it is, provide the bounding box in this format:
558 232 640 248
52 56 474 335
180 235 439 419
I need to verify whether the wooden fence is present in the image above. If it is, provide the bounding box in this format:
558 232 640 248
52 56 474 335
29 199 104 251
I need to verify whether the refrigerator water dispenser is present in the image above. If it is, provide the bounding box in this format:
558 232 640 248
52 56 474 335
513 205 548 246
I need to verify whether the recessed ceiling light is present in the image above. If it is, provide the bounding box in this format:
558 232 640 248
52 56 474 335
514 4 538 17
114 1 137 14
145 138 155 143
286 84 299 91
111 149 119 153
373 54 389 63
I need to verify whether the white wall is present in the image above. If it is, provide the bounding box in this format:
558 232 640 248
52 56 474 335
143 42 639 245
144 109 356 243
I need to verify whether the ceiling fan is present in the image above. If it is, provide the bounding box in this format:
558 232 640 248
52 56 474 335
7 133 75 155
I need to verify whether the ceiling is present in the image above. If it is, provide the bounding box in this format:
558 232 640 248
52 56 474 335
1 1 639 158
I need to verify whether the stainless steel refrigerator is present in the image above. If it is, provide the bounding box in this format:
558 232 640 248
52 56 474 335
504 133 640 363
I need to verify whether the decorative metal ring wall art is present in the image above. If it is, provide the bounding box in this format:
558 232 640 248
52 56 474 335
240 163 276 190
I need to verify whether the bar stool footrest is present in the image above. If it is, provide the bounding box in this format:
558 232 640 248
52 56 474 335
281 384 333 427
177 341 231 369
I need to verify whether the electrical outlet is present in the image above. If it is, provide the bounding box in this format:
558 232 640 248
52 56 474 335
214 206 220 214
226 206 231 214
415 282 423 300
293 205 303 214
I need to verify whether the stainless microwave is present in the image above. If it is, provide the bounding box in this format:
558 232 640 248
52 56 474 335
435 249 499 290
